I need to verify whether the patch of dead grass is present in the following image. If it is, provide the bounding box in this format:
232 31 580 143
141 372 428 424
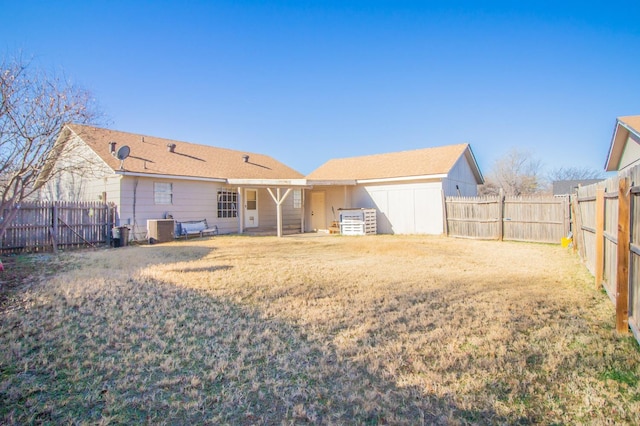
1 235 639 424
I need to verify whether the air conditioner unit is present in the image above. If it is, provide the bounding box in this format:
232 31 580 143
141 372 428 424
147 219 175 244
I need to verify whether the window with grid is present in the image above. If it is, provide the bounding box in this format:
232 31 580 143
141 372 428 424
217 189 238 218
293 189 302 209
154 182 173 204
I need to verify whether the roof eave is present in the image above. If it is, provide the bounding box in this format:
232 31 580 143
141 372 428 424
227 178 311 187
114 170 227 182
604 119 632 172
356 174 449 184
464 144 485 184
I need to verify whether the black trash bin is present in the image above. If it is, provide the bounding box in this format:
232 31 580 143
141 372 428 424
111 227 121 248
119 226 130 247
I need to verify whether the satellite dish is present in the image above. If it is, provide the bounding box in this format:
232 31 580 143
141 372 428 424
116 145 130 160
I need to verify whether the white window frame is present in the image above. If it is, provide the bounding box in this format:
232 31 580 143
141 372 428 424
154 182 173 205
293 189 302 209
217 188 238 218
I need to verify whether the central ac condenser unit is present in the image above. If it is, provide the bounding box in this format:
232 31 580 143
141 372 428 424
147 219 175 243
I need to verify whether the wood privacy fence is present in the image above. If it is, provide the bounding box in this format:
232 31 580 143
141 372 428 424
574 166 640 341
445 195 571 244
0 202 115 254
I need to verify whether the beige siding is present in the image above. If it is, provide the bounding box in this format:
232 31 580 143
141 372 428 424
117 183 303 239
304 186 352 231
119 177 233 239
257 188 303 230
256 188 275 227
83 175 122 203
442 155 480 196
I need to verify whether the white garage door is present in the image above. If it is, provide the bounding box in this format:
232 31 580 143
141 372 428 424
358 183 443 235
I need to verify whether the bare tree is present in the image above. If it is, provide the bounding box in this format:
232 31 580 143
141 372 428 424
480 148 544 196
547 166 604 182
0 54 102 239
477 180 502 196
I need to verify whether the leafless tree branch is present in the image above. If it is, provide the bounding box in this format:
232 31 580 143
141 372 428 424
0 53 104 239
479 148 544 196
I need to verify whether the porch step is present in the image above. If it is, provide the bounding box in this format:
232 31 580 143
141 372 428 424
242 227 302 236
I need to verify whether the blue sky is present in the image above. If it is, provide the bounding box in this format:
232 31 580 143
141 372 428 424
2 1 639 176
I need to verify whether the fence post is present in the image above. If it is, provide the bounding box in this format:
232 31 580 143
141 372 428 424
106 203 112 247
563 196 570 239
595 188 605 290
498 189 504 241
616 177 630 334
50 203 58 253
442 190 449 237
570 195 580 254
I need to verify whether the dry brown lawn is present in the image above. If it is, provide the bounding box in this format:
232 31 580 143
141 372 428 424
1 235 639 425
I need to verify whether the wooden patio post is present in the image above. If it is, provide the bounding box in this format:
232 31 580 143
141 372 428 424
595 187 605 290
616 177 630 334
267 187 293 238
276 188 283 238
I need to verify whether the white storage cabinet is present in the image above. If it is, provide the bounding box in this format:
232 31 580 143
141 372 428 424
339 208 377 235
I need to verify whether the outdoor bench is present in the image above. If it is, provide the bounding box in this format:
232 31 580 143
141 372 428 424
176 219 218 239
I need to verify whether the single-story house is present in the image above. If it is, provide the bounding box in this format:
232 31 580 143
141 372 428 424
45 124 483 239
45 124 307 240
605 115 640 174
305 144 483 234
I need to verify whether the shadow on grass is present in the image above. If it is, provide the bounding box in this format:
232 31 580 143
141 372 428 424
0 262 511 425
166 265 233 274
4 243 636 425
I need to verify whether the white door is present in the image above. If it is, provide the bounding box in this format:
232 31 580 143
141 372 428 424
310 191 326 231
244 189 259 228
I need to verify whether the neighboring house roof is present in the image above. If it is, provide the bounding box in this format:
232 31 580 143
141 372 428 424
605 115 640 172
61 124 304 180
306 143 484 183
552 179 604 195
619 115 640 133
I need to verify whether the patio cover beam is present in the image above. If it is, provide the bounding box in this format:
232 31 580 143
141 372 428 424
267 187 293 237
